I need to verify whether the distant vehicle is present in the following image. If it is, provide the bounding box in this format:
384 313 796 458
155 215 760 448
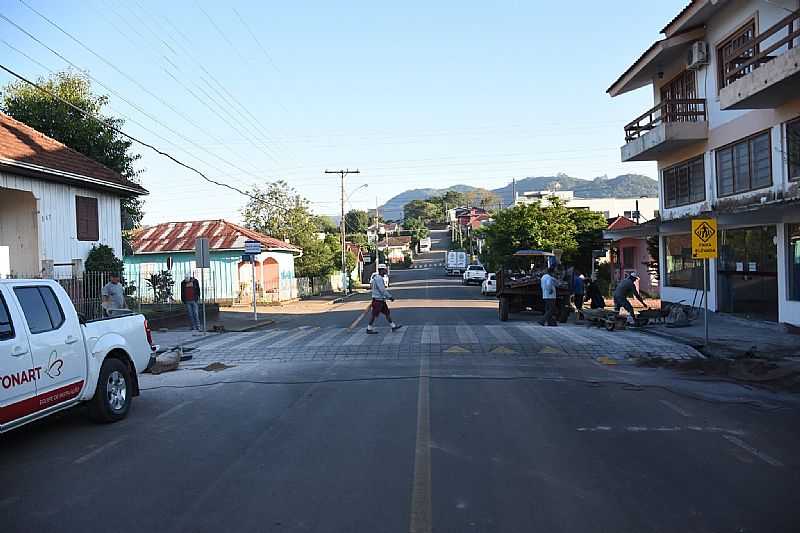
481 273 497 295
419 237 431 253
462 264 487 285
0 279 156 433
446 251 468 276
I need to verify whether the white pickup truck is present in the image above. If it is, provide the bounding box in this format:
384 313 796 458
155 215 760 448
462 264 487 285
0 279 155 433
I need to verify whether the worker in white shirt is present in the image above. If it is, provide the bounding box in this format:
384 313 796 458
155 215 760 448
538 267 558 327
367 264 402 334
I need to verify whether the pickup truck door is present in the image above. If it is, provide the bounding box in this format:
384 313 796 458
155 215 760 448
0 287 37 427
12 284 86 411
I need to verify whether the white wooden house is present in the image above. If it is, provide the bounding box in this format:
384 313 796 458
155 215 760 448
0 112 148 277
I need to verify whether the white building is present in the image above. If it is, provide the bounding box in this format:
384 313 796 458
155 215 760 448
608 0 800 326
514 190 660 221
0 112 148 278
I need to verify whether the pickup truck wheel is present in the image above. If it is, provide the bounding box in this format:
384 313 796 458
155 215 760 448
89 358 132 423
499 297 509 321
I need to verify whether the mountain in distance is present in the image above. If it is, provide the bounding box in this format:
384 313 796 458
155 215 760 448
379 173 658 220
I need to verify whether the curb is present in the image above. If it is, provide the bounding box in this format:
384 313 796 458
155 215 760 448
228 319 276 332
635 327 708 358
331 291 363 304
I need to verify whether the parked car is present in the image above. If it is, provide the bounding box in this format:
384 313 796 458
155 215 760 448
0 279 156 433
481 272 497 295
462 264 487 285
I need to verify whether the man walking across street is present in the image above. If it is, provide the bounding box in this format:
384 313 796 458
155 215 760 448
101 272 127 316
181 273 202 331
538 266 558 327
367 264 402 334
614 272 648 324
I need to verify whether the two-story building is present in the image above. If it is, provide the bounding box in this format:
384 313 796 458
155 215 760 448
609 0 800 326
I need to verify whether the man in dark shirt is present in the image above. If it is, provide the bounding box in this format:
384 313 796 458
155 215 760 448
613 272 648 324
181 274 202 331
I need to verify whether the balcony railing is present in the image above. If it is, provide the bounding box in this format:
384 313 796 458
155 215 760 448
721 9 800 88
624 99 707 142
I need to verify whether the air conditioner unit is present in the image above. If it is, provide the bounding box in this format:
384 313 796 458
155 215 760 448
687 41 709 70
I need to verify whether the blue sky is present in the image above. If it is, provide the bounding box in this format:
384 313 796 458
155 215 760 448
1 1 685 224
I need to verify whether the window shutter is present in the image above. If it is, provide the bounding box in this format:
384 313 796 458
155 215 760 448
76 196 99 241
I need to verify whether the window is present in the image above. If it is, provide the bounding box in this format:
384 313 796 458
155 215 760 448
622 247 635 269
789 224 800 301
0 293 15 341
76 195 99 241
717 19 757 90
664 234 705 289
715 131 772 196
788 119 800 181
623 210 633 219
14 286 65 334
663 156 705 208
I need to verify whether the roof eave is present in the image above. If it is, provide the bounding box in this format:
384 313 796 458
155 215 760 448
607 27 706 97
0 158 148 196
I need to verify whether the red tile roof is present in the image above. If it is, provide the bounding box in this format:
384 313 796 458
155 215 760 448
0 112 147 195
131 220 302 255
607 216 637 231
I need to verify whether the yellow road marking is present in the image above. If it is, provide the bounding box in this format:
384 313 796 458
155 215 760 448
539 345 564 354
444 345 469 353
596 356 618 365
348 304 372 331
409 355 431 533
490 346 515 354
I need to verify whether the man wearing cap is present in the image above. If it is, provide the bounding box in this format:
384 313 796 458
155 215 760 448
367 264 401 334
101 272 127 316
613 272 648 324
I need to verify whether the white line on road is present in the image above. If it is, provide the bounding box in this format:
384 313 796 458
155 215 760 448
575 426 744 435
156 400 194 420
382 324 409 345
485 325 518 344
421 325 440 344
270 326 319 348
659 399 692 417
308 327 348 347
343 329 370 346
455 325 479 344
235 329 284 350
409 354 431 533
194 333 253 352
74 437 125 464
722 435 784 467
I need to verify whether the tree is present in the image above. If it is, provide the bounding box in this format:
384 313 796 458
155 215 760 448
242 181 339 278
85 244 124 273
404 217 430 250
564 209 608 273
478 199 578 270
1 71 145 243
403 199 441 224
465 188 501 210
344 209 369 234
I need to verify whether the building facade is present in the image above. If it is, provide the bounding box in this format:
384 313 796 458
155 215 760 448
0 112 147 278
124 220 302 304
515 190 661 222
609 0 800 326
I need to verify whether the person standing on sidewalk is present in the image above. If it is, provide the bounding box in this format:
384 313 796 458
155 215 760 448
539 267 558 327
180 273 202 331
367 264 402 334
101 272 127 316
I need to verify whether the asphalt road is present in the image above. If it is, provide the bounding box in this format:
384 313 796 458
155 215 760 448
2 230 799 532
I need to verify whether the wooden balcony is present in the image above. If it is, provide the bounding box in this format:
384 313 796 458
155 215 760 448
621 99 708 162
720 9 800 110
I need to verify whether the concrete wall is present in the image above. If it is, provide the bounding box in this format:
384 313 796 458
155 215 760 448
1 171 123 275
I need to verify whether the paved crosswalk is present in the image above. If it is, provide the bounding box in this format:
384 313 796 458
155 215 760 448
409 262 444 269
179 323 701 367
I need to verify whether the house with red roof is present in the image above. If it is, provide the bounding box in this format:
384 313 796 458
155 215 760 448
603 216 660 296
0 112 148 277
125 219 302 304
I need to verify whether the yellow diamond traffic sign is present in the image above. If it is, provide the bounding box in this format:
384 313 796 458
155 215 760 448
691 219 717 259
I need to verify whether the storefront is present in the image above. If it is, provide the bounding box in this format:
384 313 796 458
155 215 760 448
716 226 778 321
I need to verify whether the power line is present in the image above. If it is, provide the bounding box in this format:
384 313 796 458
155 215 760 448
0 63 294 212
13 0 267 182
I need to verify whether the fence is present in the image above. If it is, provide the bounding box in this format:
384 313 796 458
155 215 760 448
296 275 345 298
1 270 222 319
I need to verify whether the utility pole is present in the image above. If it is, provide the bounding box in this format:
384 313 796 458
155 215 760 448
325 169 360 294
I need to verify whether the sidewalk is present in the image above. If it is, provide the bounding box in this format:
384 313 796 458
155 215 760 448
641 311 800 359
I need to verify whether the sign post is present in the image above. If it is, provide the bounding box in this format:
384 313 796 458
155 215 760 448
245 240 262 321
195 238 210 334
691 219 718 346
